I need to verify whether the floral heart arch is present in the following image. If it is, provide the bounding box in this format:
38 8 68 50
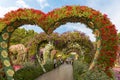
0 5 117 80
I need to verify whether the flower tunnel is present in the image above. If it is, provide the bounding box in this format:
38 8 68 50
0 5 118 80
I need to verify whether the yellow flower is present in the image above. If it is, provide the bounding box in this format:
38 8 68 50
4 60 10 67
1 50 8 58
2 32 9 40
7 26 14 32
7 69 14 77
0 41 7 48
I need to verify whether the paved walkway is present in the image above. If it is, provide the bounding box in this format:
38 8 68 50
35 63 73 80
35 64 120 80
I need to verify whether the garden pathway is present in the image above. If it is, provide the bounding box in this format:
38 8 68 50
35 63 73 80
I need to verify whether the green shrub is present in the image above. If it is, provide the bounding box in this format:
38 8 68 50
14 65 44 80
79 67 112 80
44 59 54 72
0 76 7 80
14 60 54 80
73 60 89 80
0 69 7 80
73 60 113 80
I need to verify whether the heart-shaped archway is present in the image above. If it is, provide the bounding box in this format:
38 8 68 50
0 6 117 80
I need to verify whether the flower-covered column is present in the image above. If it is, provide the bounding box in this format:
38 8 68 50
0 26 15 80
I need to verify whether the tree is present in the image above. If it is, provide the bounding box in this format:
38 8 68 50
10 28 38 45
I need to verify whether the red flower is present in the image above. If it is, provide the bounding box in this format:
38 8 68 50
76 6 80 11
102 20 107 24
54 14 59 19
113 45 118 50
92 10 99 15
103 14 107 18
89 15 93 19
31 9 45 15
80 6 86 11
13 65 22 71
110 58 115 62
65 11 71 16
17 8 24 12
39 15 46 21
66 6 73 11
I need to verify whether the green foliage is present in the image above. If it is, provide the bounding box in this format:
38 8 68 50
26 32 49 55
0 62 6 80
73 60 89 80
14 65 43 80
79 68 111 80
73 60 113 80
44 59 54 72
10 27 38 45
0 76 7 80
9 27 38 56
14 59 54 80
0 73 7 80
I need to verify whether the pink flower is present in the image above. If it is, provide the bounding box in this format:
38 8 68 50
13 65 22 71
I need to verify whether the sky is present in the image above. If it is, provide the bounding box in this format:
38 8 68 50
0 0 120 41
